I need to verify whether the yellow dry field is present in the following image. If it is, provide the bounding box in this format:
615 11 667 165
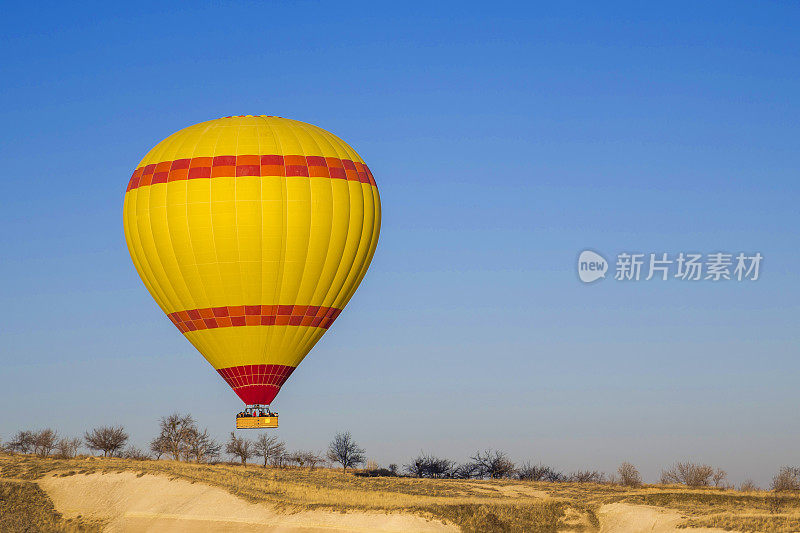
2 454 800 532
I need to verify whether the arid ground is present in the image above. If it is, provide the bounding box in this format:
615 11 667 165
2 454 799 532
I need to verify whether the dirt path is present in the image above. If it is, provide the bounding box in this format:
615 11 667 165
597 502 730 533
38 472 456 532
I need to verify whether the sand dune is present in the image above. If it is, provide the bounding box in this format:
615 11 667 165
39 472 457 532
36 471 740 532
598 503 729 533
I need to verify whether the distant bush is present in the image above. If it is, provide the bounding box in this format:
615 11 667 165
356 467 399 477
771 467 800 492
471 450 516 479
55 437 81 459
32 429 59 458
618 462 642 487
660 462 715 487
7 431 36 454
516 462 564 482
739 479 759 492
121 446 150 460
84 426 128 457
568 470 606 483
712 468 728 487
405 453 455 478
288 450 324 469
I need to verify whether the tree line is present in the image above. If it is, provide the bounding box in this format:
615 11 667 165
3 419 797 491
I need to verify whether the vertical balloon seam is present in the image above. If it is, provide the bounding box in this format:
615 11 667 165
289 120 342 361
293 124 366 359
280 120 330 366
290 126 354 362
271 121 311 366
171 126 218 365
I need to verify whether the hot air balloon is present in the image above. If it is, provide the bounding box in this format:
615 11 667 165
122 116 380 428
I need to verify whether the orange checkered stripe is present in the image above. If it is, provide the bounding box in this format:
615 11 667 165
126 154 375 192
167 305 343 333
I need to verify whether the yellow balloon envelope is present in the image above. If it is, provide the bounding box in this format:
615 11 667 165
123 116 380 408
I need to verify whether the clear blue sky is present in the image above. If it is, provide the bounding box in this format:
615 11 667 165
1 1 798 486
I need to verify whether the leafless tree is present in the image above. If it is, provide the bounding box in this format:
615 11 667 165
712 468 728 487
122 446 150 460
404 453 455 478
771 467 800 492
84 426 128 457
253 434 285 467
568 470 606 483
660 462 714 487
33 429 59 457
288 450 324 469
739 479 759 492
154 413 196 461
326 431 365 473
516 462 564 482
55 437 81 459
184 427 221 463
7 431 36 454
149 435 169 459
471 449 516 479
226 432 254 464
618 462 642 487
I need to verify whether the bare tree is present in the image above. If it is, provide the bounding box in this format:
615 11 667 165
739 479 759 492
288 450 324 469
7 431 36 454
404 453 455 478
226 432 254 464
471 449 516 479
253 434 285 467
149 435 169 460
154 413 196 461
660 462 714 487
55 437 81 459
326 431 365 473
33 429 59 457
771 467 800 492
84 426 128 457
516 462 564 482
618 462 642 487
122 446 150 460
188 427 221 463
568 470 606 483
712 468 728 487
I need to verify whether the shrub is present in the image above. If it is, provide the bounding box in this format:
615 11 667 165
7 431 35 454
660 462 714 487
771 467 800 492
405 453 455 478
471 449 516 479
618 462 642 487
568 470 606 483
55 437 81 459
739 479 759 492
121 446 150 460
32 429 59 458
516 462 564 482
84 426 128 457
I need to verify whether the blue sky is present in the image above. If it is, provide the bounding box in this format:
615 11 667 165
1 1 798 485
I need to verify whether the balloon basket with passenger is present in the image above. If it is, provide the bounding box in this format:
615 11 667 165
235 405 278 429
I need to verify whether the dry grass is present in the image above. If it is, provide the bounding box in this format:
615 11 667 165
2 453 800 532
0 480 103 532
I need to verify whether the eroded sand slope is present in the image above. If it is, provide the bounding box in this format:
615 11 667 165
39 472 457 532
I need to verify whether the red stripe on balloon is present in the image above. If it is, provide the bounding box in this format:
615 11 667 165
217 364 296 405
126 154 376 192
167 305 342 333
